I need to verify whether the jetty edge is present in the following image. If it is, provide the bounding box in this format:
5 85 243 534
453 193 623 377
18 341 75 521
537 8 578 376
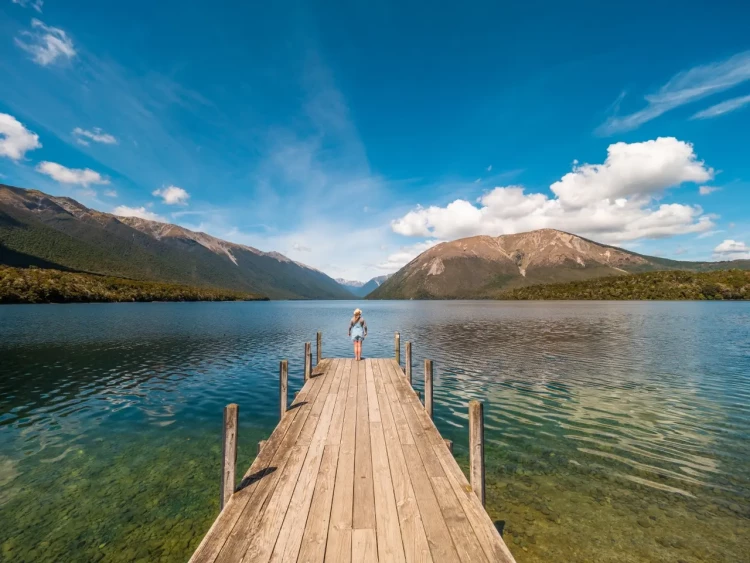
190 332 516 563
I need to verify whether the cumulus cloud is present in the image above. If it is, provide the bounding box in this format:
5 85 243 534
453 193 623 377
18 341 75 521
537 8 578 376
36 161 109 187
112 205 166 222
0 113 41 160
598 51 750 135
11 0 43 12
72 127 118 146
377 240 443 271
392 138 715 244
699 186 720 196
691 94 750 120
152 185 189 205
15 19 76 66
713 240 750 260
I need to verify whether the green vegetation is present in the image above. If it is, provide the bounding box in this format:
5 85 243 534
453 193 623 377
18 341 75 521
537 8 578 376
495 270 750 300
0 266 267 304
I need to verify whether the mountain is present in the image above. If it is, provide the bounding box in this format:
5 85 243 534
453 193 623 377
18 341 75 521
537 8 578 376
336 274 392 297
0 184 352 299
368 228 750 299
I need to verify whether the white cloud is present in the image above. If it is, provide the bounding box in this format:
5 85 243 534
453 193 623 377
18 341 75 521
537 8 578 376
598 51 750 135
15 19 76 66
292 243 311 252
112 205 165 222
104 189 118 197
152 185 189 205
392 137 715 245
0 113 41 160
692 94 750 120
713 239 750 260
377 240 442 271
72 127 118 146
699 185 720 196
11 0 43 12
487 165 492 172
36 161 109 187
697 230 724 239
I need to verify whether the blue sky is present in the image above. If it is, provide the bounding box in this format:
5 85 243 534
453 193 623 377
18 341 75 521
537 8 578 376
1 0 750 280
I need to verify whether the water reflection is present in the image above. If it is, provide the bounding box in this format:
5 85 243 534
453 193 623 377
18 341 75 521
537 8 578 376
0 301 748 562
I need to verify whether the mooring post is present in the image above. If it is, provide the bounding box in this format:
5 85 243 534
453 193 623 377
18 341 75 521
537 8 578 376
304 342 311 381
444 439 453 454
279 360 288 420
424 359 434 419
316 331 322 365
257 440 267 456
395 332 401 365
469 400 485 506
405 341 412 383
220 403 239 511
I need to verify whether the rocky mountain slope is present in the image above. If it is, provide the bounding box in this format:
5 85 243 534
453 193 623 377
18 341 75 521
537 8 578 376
0 184 352 299
368 229 750 299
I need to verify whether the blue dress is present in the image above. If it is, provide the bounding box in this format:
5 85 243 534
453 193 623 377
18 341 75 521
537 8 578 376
350 321 365 342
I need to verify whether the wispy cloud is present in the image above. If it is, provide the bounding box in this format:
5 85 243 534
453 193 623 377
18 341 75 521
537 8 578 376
597 51 750 135
36 161 109 187
153 185 189 205
72 127 118 146
691 94 750 120
292 243 311 252
15 19 76 66
11 0 43 12
0 112 42 160
699 185 721 196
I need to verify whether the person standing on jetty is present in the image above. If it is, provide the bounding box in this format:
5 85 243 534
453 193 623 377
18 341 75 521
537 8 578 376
349 308 368 361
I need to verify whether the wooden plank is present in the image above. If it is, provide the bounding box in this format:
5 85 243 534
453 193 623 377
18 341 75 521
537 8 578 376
394 332 401 365
405 341 412 384
269 393 342 562
221 404 239 510
190 371 327 563
297 444 341 561
325 360 358 562
382 360 488 563
212 362 339 563
424 360 433 419
352 529 377 563
372 360 432 563
317 331 322 364
353 360 376 530
366 361 406 562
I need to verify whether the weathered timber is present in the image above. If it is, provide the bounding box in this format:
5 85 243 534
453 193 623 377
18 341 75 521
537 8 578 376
316 331 322 364
394 332 401 365
194 358 514 563
405 341 412 384
279 360 288 420
304 342 311 381
220 404 238 511
424 359 434 419
469 400 485 506
444 439 453 454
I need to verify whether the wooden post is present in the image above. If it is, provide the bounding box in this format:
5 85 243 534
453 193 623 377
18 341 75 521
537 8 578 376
405 341 412 384
257 440 267 456
304 342 311 381
469 400 485 506
424 359 433 419
444 439 453 454
279 360 288 420
220 404 239 510
394 332 401 365
316 332 322 364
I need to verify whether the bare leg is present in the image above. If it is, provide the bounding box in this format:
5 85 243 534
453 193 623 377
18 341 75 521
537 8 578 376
353 340 357 359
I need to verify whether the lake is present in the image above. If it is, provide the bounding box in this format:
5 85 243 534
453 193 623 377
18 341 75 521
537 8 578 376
1 301 748 562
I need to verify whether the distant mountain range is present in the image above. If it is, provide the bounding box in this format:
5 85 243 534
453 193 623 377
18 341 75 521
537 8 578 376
336 274 392 297
369 229 750 299
0 185 352 299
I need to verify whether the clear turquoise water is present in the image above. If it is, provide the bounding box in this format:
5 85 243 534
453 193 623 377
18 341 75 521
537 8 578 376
0 301 748 562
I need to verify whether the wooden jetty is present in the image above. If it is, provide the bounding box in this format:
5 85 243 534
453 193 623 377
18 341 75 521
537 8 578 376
190 334 515 563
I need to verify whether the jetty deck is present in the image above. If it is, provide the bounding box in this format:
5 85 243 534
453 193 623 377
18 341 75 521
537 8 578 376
190 355 515 563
